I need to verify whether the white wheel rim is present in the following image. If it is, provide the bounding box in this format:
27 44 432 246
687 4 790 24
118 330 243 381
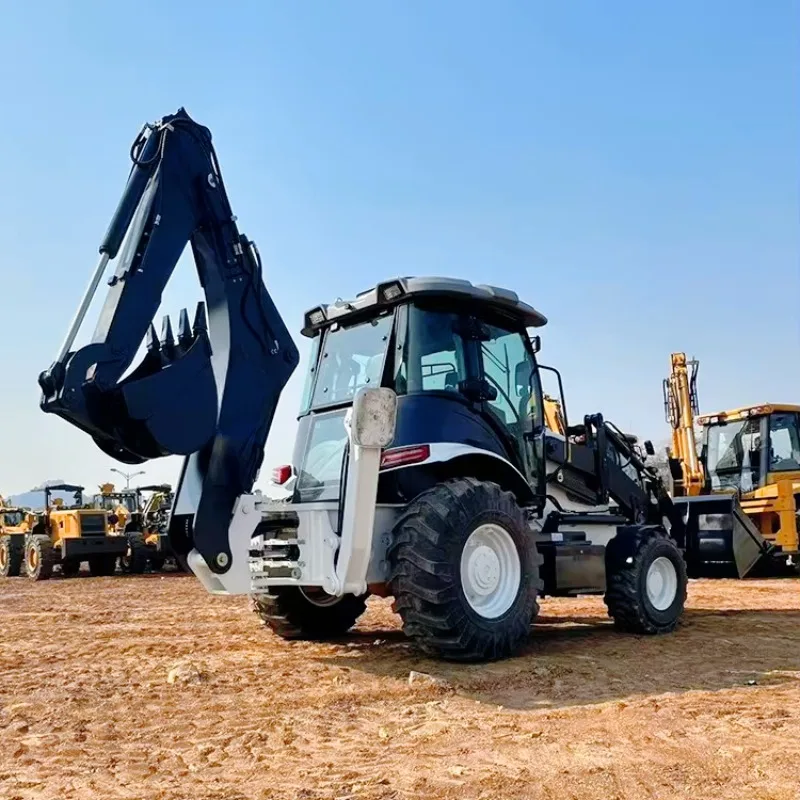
300 587 341 607
460 523 521 619
646 556 678 611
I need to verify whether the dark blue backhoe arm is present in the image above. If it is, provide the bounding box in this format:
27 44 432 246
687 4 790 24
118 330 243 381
38 108 299 574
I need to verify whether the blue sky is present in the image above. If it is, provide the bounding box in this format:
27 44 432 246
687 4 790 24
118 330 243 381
0 0 797 493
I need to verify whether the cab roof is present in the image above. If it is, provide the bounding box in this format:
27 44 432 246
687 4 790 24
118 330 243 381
302 276 547 337
697 403 800 425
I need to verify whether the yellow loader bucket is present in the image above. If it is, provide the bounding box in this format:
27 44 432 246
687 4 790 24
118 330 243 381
675 494 769 578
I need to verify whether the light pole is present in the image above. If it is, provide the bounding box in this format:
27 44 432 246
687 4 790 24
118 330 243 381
110 468 145 489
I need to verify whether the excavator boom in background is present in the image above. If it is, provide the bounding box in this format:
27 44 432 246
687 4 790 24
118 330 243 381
663 353 704 496
663 352 799 576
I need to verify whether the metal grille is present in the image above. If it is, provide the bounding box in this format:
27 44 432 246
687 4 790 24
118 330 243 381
79 513 107 535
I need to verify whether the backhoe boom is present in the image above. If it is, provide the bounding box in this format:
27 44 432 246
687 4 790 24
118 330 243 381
38 108 299 575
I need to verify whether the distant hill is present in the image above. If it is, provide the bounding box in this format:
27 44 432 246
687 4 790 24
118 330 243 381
9 480 85 510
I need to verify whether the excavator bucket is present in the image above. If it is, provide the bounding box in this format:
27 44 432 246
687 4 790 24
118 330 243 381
675 494 769 578
37 108 299 576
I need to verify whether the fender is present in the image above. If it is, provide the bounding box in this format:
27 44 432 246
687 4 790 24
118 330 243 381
381 441 537 504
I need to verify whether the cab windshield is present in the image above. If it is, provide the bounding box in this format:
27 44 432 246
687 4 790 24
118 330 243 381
1 511 24 527
94 495 138 512
704 419 761 492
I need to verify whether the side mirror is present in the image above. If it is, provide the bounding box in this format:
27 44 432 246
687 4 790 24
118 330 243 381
529 335 541 354
347 387 397 448
644 439 655 456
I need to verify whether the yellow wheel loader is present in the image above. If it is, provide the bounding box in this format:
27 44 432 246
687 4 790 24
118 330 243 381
92 482 149 573
23 484 126 580
663 353 797 576
0 497 34 578
93 482 139 531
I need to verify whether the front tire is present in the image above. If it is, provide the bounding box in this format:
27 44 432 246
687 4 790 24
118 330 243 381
0 535 23 577
148 553 166 572
88 555 117 577
388 478 542 662
252 588 367 640
60 559 81 578
25 535 55 581
604 526 688 634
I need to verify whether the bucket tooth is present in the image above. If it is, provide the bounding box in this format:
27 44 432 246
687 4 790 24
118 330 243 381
178 308 192 345
145 322 161 352
160 315 175 349
192 301 208 336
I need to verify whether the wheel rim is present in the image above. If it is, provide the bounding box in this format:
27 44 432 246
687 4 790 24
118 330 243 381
0 544 7 570
646 556 678 611
27 546 38 572
300 587 342 607
460 523 521 619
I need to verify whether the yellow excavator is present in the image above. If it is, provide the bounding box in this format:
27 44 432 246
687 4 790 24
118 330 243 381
663 353 798 576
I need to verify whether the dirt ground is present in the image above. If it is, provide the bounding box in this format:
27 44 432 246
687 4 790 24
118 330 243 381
3 574 800 800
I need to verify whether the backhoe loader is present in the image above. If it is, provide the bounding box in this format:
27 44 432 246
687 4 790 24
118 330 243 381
663 353 795 576
0 497 34 577
123 484 176 571
38 107 726 661
22 484 125 579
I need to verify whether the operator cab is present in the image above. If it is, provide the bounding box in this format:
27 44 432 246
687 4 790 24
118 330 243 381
93 493 139 513
288 277 549 506
699 405 800 493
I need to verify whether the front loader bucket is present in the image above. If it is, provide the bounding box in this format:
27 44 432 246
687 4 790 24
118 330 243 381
675 494 769 578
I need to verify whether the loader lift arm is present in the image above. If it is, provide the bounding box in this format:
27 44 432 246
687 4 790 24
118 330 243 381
38 108 299 575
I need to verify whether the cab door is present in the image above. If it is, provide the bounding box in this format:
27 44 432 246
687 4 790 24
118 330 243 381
477 321 542 490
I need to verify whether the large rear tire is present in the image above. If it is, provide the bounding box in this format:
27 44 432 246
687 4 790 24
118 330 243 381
252 588 367 640
0 535 23 578
120 532 148 575
25 535 55 581
604 526 688 634
388 478 542 662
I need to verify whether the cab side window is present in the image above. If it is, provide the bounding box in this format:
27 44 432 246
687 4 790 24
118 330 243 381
769 413 800 472
400 307 469 394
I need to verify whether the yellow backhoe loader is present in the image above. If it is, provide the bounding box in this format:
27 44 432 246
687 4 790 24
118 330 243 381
663 353 797 576
0 497 35 577
114 483 177 573
134 484 177 571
